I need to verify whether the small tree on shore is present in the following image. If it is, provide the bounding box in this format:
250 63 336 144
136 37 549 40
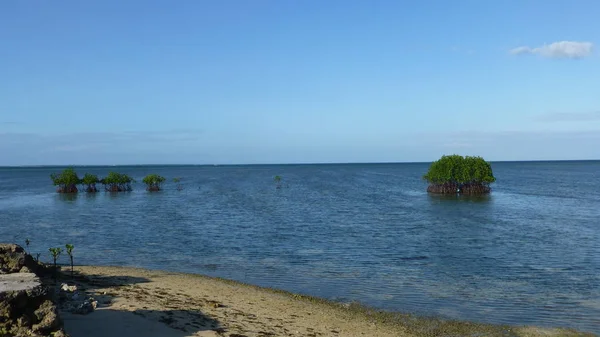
49 247 62 278
81 173 100 193
101 172 134 192
65 244 74 277
50 167 80 193
142 174 166 191
423 155 495 194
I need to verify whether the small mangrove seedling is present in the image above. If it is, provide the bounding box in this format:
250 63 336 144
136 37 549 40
49 247 63 279
142 174 166 192
65 244 75 277
274 175 282 189
173 177 183 191
25 238 30 254
35 253 41 263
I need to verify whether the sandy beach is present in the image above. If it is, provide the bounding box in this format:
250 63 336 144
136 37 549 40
54 266 592 337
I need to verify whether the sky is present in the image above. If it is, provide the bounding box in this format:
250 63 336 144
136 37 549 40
1 0 599 165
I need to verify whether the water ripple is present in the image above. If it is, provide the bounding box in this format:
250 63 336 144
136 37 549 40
0 162 599 334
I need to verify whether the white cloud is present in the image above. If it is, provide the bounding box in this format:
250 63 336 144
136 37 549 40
509 46 532 55
510 41 593 59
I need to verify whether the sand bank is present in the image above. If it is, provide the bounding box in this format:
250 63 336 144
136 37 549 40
59 266 592 337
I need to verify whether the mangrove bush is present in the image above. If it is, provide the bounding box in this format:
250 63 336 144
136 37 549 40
50 167 80 193
142 174 166 191
101 171 134 192
423 155 495 194
81 173 100 193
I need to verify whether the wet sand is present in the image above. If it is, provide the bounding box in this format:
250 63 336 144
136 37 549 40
59 266 593 337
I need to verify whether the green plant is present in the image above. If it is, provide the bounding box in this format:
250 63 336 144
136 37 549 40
81 173 100 192
25 238 30 254
423 155 495 194
101 171 134 192
49 247 62 275
35 253 41 262
142 174 166 191
50 167 80 193
173 177 183 191
65 244 74 277
274 175 282 189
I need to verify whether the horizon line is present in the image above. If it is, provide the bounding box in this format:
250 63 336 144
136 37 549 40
1 158 599 168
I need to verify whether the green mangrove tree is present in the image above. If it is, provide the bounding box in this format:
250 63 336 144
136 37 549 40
423 155 495 194
81 173 100 193
101 172 134 192
142 174 166 191
50 167 80 193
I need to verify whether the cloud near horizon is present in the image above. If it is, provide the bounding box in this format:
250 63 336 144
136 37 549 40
510 41 593 59
1 129 599 165
0 129 207 165
537 111 600 122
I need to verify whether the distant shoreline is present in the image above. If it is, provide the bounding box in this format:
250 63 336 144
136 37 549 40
60 265 594 337
2 159 599 169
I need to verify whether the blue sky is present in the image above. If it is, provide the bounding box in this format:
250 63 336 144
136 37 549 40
1 0 599 165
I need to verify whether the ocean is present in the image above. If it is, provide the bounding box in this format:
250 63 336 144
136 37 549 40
0 161 598 333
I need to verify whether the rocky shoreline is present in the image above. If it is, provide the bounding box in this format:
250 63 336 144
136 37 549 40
1 244 103 337
0 244 68 337
2 244 595 337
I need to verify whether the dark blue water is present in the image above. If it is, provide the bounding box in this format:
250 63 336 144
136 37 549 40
1 162 599 333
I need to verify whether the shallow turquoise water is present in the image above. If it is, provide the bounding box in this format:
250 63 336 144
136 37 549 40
0 162 599 333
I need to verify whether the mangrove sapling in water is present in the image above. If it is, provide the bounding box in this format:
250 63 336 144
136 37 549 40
423 155 496 195
173 177 183 191
101 171 134 192
142 174 166 191
25 238 30 254
50 167 80 193
274 175 282 189
65 244 74 277
81 173 100 192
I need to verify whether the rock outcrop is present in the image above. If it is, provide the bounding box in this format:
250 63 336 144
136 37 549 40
0 244 40 275
0 244 68 337
58 283 98 315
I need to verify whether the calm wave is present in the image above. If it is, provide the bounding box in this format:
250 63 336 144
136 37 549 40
0 162 599 333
